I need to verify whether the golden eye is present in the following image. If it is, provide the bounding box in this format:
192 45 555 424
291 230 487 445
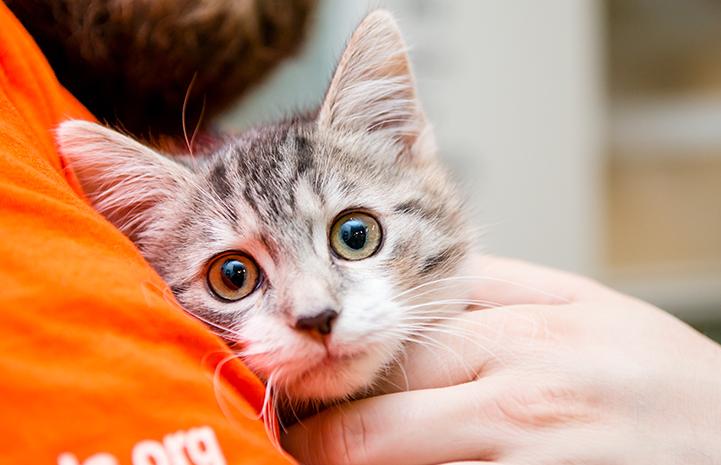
206 252 260 301
330 211 382 260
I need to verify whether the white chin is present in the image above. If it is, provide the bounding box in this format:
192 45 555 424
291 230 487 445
281 350 389 403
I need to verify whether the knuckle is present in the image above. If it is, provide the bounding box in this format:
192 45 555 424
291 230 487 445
485 378 602 430
318 409 371 465
499 310 558 346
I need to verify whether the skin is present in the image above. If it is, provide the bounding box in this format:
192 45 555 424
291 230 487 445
282 255 721 465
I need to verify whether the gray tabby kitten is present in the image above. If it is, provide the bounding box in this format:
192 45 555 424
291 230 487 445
56 11 474 410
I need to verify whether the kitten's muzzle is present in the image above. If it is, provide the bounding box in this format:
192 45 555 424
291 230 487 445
294 308 338 336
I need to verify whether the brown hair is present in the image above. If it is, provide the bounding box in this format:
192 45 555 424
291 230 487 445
7 0 317 140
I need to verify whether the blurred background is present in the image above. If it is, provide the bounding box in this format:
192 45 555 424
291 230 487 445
220 0 721 340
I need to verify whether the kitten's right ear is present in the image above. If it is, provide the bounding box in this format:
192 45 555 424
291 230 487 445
56 120 192 240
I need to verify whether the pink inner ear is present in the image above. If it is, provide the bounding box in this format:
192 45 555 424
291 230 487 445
56 120 192 242
317 10 426 148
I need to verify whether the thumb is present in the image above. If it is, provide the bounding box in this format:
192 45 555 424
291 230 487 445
282 380 508 465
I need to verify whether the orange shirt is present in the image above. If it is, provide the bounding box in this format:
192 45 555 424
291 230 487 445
0 3 294 464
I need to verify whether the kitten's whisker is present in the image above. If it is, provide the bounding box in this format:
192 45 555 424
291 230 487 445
211 352 264 425
394 278 478 298
398 313 502 341
393 350 411 392
190 95 207 155
406 322 497 348
398 323 501 349
395 312 504 370
402 298 502 310
391 276 472 301
261 372 283 448
392 274 570 304
401 333 478 382
401 310 543 362
282 383 305 433
194 313 242 338
374 344 411 393
396 325 494 355
395 318 492 337
261 372 274 422
149 280 244 339
186 309 243 338
182 72 198 156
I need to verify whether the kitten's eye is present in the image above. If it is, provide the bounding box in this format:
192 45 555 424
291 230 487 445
206 253 260 301
330 211 382 260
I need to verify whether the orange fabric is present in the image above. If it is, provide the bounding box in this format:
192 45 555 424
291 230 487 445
0 3 294 464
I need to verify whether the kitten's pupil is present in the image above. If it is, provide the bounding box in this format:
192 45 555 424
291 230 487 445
329 212 381 260
340 219 367 250
206 253 259 301
221 259 247 289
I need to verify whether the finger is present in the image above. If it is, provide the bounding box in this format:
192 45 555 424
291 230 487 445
465 255 619 306
377 303 598 392
283 380 510 465
438 462 496 465
376 305 542 393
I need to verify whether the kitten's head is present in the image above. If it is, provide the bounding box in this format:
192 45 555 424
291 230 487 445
57 11 472 406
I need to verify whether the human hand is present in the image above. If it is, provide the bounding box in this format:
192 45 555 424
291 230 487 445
282 256 721 465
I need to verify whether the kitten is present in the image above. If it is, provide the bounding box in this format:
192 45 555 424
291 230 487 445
56 10 474 410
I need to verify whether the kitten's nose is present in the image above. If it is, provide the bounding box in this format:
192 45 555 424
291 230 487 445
294 309 338 336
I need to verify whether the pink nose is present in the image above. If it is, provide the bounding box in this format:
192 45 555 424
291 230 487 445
294 309 338 336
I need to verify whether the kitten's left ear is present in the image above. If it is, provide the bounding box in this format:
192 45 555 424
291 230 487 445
56 120 193 242
318 10 434 158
